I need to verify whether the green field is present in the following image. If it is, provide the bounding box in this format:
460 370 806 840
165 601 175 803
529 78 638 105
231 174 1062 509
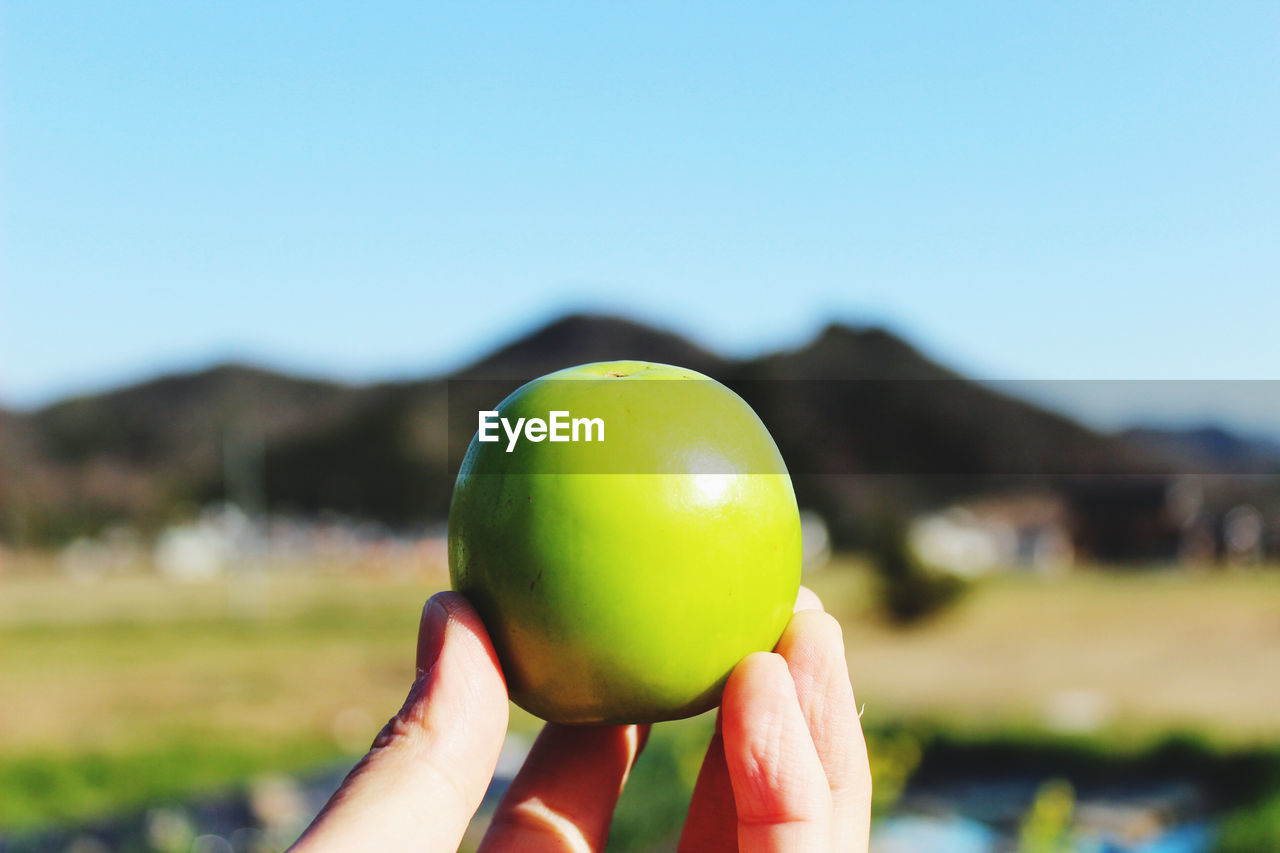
807 564 1280 741
3 559 1280 844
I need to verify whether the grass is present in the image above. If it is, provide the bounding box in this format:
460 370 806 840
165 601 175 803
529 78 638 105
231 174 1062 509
3 557 1280 842
1217 790 1280 853
0 736 340 832
0 566 447 831
807 560 1280 742
0 565 480 746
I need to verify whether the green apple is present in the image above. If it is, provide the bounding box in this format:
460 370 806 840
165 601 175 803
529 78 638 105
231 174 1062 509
448 361 801 724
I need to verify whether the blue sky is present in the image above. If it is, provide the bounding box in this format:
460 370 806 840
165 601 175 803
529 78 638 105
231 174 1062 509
3 3 1278 427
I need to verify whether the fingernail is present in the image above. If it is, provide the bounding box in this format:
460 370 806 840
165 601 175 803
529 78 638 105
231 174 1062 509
417 596 449 672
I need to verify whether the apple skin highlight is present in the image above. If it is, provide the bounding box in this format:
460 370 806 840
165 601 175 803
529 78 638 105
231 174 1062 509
448 361 801 725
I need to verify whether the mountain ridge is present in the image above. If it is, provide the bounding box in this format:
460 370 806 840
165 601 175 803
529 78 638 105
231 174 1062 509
0 313 1183 547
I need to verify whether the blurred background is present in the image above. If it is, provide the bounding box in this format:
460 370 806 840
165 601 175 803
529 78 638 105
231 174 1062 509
2 2 1279 851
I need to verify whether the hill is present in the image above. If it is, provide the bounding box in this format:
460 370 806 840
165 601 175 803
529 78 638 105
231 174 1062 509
0 314 1172 546
1121 425 1280 474
457 314 728 379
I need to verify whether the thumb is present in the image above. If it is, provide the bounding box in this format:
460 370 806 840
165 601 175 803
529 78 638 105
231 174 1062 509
291 592 510 853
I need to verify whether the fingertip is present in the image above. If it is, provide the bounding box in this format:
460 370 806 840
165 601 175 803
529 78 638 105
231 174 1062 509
774 608 854 729
419 590 507 686
416 595 449 673
428 588 474 616
794 584 824 613
734 650 788 677
722 652 801 749
424 590 488 642
778 609 845 658
723 653 790 709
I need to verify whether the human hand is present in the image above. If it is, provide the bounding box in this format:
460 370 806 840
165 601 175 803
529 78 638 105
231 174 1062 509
290 588 871 852
677 586 873 852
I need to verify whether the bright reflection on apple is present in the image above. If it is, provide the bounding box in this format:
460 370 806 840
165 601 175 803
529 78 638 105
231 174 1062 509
682 448 740 505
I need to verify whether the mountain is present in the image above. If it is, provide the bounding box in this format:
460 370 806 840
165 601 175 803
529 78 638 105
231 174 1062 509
734 324 1155 478
457 314 728 379
1121 425 1280 474
1 364 372 541
31 363 364 471
0 313 1173 546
